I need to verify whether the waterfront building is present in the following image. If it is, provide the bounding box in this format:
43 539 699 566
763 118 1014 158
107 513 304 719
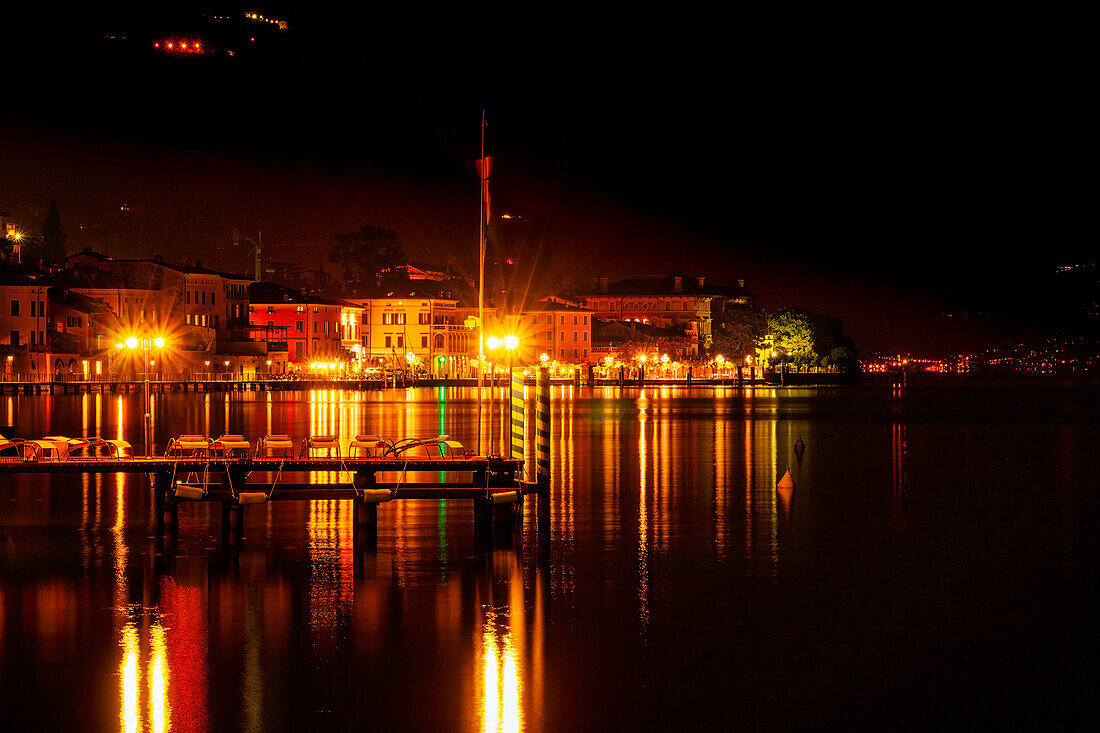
248 282 364 367
0 272 51 374
347 282 471 376
62 250 253 353
578 274 755 353
520 299 595 363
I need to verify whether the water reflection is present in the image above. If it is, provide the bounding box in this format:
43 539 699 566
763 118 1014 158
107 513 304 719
2 386 1082 729
478 550 525 733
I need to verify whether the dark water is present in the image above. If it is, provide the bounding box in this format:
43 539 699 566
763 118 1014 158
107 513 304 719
0 384 1096 731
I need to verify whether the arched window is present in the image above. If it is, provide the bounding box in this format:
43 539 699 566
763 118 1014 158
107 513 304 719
435 334 444 349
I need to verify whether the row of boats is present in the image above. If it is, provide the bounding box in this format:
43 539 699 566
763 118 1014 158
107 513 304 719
0 433 473 463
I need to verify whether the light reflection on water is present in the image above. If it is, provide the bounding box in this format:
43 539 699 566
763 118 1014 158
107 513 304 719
0 385 1094 729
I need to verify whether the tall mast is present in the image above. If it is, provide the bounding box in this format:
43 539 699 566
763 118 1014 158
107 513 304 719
477 109 486 456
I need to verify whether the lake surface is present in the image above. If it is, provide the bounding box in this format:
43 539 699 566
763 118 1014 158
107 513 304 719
0 383 1095 730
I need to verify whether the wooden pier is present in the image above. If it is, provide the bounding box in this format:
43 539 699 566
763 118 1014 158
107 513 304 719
0 456 537 544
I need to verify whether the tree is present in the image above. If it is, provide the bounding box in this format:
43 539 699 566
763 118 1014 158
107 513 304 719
711 302 767 359
328 224 405 293
766 308 816 364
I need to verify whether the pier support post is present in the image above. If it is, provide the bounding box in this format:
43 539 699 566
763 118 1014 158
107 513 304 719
687 366 693 386
353 470 380 548
154 470 177 535
221 502 243 538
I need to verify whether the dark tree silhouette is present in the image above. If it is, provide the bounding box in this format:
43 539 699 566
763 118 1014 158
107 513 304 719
40 199 67 262
328 224 405 294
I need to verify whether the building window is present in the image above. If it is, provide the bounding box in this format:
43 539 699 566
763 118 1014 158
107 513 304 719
560 315 565 325
583 348 588 357
573 348 578 358
421 336 428 348
531 315 538 324
419 312 429 325
546 315 552 324
385 336 392 348
397 336 403 348
211 293 215 306
560 349 565 358
560 331 565 341
546 330 552 340
296 321 303 332
583 332 588 341
266 306 275 314
573 315 578 325
186 291 191 305
383 313 391 325
313 322 318 333
296 306 306 314
10 330 18 346
29 301 35 317
573 332 577 341
397 313 406 325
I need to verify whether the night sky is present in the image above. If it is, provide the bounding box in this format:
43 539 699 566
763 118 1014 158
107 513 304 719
2 4 1090 355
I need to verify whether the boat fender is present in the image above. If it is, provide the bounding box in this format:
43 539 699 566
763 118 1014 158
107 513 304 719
175 485 205 501
238 492 269 505
363 489 393 504
492 490 520 504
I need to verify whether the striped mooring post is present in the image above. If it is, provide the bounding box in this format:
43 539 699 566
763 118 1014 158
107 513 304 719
510 368 525 462
535 367 551 523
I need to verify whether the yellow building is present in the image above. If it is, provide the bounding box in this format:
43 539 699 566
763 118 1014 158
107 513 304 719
348 284 472 376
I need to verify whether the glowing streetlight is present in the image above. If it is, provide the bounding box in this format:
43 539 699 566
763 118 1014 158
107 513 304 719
504 333 518 351
486 335 501 351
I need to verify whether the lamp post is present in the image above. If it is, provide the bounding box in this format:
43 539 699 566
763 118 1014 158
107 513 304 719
117 336 167 456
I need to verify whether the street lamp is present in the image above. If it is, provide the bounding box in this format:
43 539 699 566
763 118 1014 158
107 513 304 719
118 335 168 456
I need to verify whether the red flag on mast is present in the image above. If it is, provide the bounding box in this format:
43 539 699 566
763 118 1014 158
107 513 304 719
475 156 493 226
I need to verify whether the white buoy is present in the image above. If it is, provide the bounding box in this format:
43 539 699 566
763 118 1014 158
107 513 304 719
794 437 805 455
777 468 795 490
238 491 269 505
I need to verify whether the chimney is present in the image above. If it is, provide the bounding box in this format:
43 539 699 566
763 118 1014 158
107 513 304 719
597 276 609 293
696 276 705 289
738 279 745 289
673 276 682 292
